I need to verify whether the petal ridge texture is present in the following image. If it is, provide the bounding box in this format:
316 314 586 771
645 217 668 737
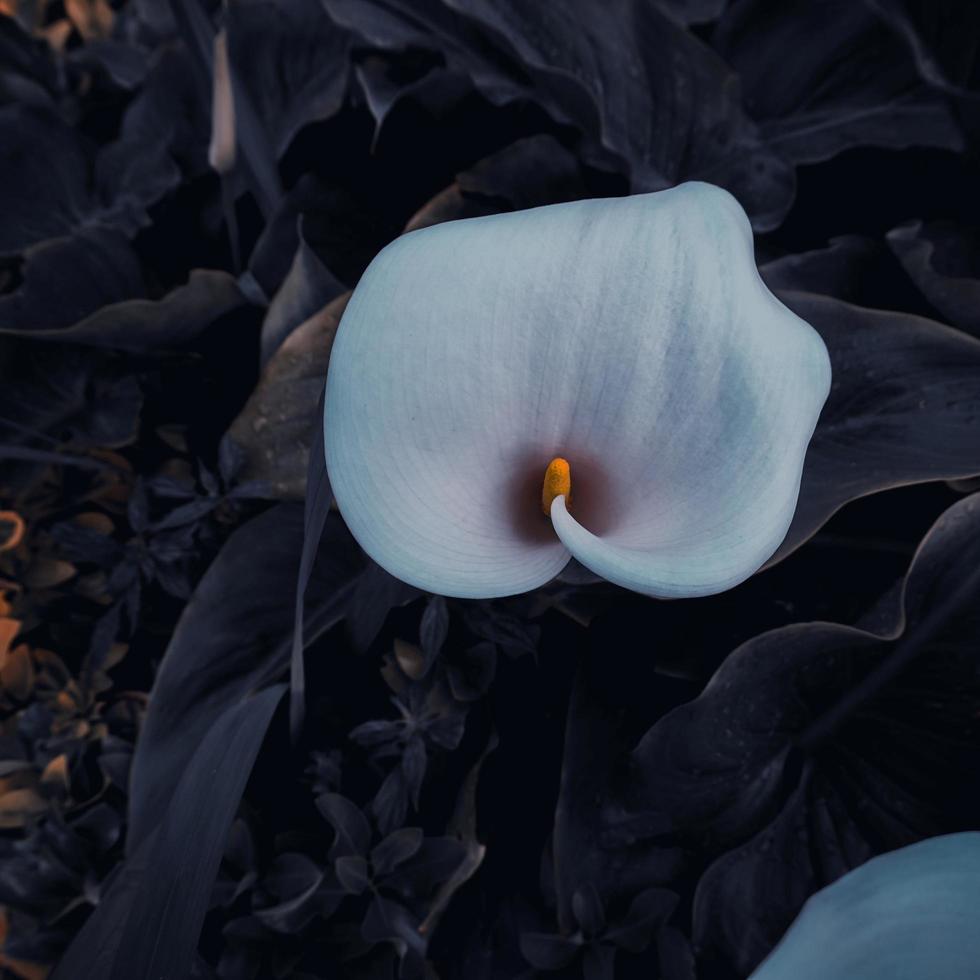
749 833 980 979
325 182 830 598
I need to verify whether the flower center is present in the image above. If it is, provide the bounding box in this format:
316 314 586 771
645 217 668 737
541 457 571 515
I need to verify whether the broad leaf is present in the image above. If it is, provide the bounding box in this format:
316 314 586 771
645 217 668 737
760 235 908 311
247 175 388 301
225 293 349 499
0 48 211 255
0 105 92 254
631 492 980 973
94 42 212 231
259 217 347 365
713 0 963 164
323 0 795 229
0 342 143 493
0 230 144 334
372 828 424 878
552 641 687 929
127 504 366 851
887 219 980 336
865 0 980 97
774 291 980 561
318 792 371 859
226 0 350 159
1 264 248 352
52 686 285 980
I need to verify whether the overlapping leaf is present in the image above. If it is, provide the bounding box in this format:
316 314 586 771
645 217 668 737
0 230 145 334
0 105 93 254
52 685 286 980
0 3 975 978
0 256 248 352
126 503 366 850
226 293 350 499
864 0 980 98
887 220 980 336
0 39 211 257
0 342 143 494
712 0 963 164
630 492 980 973
771 290 980 561
323 0 794 228
226 0 351 159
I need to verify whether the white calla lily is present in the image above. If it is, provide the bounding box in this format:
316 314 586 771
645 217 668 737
324 182 830 599
750 833 980 979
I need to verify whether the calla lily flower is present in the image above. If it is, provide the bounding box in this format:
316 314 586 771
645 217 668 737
324 182 830 599
750 833 980 979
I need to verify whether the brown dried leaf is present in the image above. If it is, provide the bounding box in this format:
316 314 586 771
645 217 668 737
0 619 19 659
403 183 497 233
64 0 112 40
41 18 71 50
0 644 35 701
87 450 133 506
155 426 191 454
0 0 46 33
394 638 426 680
0 953 50 980
40 754 70 796
0 786 47 828
73 571 110 603
226 292 350 498
103 642 128 670
208 28 236 175
66 720 91 739
24 558 76 589
0 512 25 552
53 683 84 715
72 512 115 535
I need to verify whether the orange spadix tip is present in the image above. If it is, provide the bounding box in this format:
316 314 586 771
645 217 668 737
541 457 571 516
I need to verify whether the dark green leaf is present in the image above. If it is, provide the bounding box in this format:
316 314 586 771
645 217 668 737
773 292 980 562
713 0 963 164
633 493 980 973
127 504 365 851
372 828 424 877
52 686 285 980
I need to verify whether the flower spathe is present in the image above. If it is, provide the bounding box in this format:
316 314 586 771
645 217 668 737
324 182 831 599
749 833 980 979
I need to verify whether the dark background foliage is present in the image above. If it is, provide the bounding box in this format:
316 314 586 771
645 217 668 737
0 1 979 978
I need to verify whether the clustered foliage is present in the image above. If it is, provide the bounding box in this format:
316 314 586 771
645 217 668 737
0 1 979 978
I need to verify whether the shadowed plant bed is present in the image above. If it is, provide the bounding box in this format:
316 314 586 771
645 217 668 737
1 1 980 979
